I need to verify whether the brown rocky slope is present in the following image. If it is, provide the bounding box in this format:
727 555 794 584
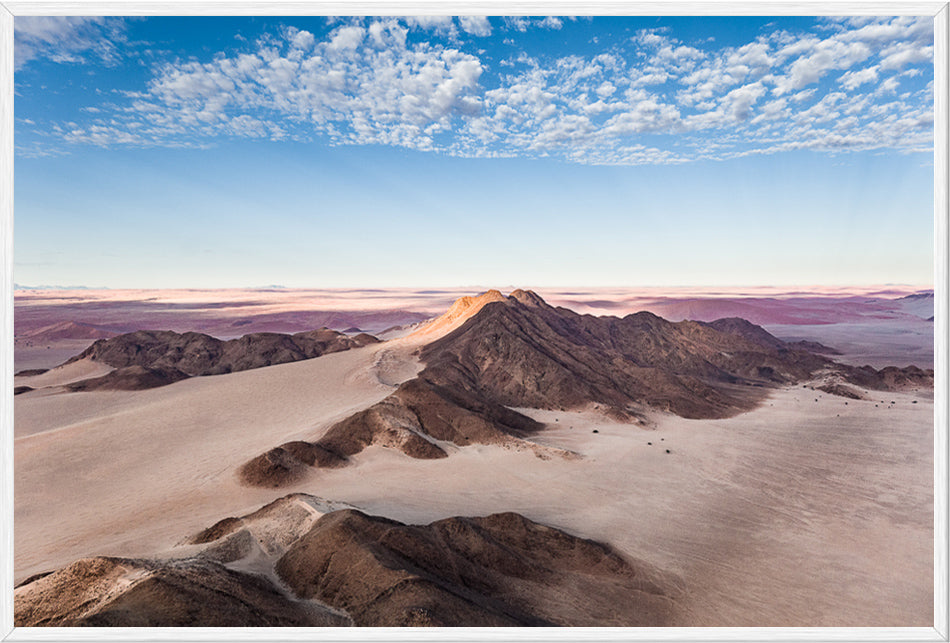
14 556 348 627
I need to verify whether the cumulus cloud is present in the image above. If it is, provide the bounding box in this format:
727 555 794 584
458 16 492 37
839 66 878 90
880 43 933 70
112 21 485 150
772 39 872 95
327 25 365 51
32 15 935 165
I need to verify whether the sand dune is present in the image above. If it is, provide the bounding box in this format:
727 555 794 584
407 289 506 339
14 339 421 580
14 366 932 626
14 357 114 389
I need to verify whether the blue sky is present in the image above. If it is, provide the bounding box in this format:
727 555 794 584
13 15 935 288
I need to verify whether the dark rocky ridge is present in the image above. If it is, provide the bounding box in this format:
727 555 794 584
15 368 49 377
65 365 191 392
16 497 679 627
417 290 929 413
418 292 831 419
274 508 678 626
63 327 379 390
839 363 934 391
240 377 544 487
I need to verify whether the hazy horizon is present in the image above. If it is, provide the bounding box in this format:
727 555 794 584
14 15 935 289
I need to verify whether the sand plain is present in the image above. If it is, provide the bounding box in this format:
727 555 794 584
289 388 933 626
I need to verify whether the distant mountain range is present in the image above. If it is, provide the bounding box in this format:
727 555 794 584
14 283 102 290
15 321 120 342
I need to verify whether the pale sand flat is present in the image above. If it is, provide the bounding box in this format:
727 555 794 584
271 389 933 627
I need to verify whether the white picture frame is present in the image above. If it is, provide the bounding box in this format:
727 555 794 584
0 2 946 641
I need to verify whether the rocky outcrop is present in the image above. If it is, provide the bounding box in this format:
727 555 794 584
14 556 348 627
16 495 679 627
62 327 379 390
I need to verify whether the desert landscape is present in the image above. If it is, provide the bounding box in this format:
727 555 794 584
12 285 935 627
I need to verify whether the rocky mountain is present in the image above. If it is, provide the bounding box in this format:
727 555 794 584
63 327 379 390
242 289 930 486
417 289 831 418
15 494 678 627
65 365 191 392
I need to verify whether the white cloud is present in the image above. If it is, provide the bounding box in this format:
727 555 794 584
228 114 268 137
458 16 491 37
793 91 845 124
602 98 681 135
402 16 456 37
880 43 933 70
726 41 775 75
878 76 900 94
595 81 616 98
38 16 933 165
530 113 593 148
133 21 484 150
839 66 878 90
14 16 124 70
772 38 872 94
505 17 566 32
288 28 315 51
327 26 365 52
836 15 932 45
